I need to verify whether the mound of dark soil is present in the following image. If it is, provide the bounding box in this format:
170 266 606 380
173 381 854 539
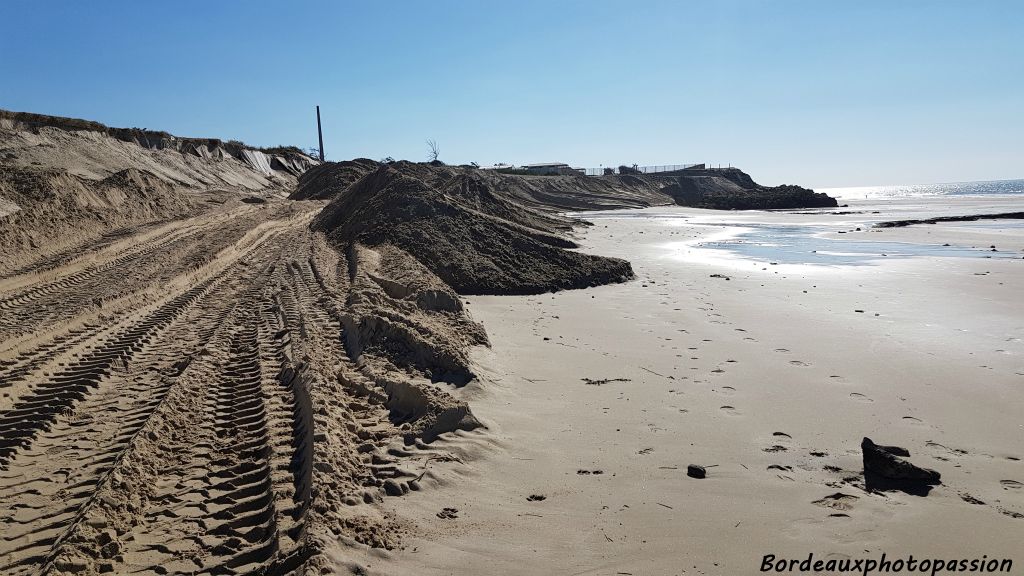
312 166 633 295
290 158 380 200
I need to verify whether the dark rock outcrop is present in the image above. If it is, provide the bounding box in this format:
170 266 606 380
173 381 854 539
874 212 1024 228
657 168 838 210
862 437 941 495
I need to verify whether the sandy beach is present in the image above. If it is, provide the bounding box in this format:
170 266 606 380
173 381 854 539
2 112 1021 574
371 196 1024 575
5 2 1024 572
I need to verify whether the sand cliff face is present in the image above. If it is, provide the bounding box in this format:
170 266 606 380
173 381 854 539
0 109 318 274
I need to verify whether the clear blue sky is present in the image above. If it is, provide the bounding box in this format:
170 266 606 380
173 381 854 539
2 1 1021 188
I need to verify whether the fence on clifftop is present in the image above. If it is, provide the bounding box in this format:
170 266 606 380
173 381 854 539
583 163 707 176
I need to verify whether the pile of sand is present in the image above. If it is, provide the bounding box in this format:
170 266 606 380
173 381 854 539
0 166 201 273
0 109 319 274
311 165 635 295
293 160 674 212
289 158 379 200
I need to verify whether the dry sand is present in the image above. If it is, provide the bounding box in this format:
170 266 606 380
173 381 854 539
369 197 1024 575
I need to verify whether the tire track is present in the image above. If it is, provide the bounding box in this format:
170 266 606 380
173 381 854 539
0 279 215 465
0 207 435 574
97 275 311 574
0 214 312 574
0 272 241 574
0 206 286 341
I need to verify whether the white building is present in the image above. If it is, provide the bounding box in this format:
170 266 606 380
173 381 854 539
520 162 583 176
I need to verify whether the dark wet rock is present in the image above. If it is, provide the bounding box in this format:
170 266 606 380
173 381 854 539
659 169 837 210
862 437 940 495
875 212 1024 228
687 464 707 479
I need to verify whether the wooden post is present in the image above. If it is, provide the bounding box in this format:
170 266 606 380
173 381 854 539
316 105 325 162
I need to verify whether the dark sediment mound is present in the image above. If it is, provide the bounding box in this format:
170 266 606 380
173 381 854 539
293 160 671 212
862 437 941 495
289 158 379 200
655 168 838 210
311 165 634 295
300 160 836 293
875 212 1024 228
295 160 836 213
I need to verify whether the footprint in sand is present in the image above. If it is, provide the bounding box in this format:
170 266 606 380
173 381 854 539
998 508 1024 519
960 492 986 505
849 392 873 403
719 405 741 416
716 385 736 395
926 442 968 456
775 348 790 353
813 492 859 511
789 360 810 367
1001 480 1023 490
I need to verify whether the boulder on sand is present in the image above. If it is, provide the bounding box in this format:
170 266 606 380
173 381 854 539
861 437 940 495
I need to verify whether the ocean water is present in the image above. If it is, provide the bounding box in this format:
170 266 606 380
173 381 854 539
821 179 1024 200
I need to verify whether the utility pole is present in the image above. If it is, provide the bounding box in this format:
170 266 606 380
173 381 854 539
316 105 325 162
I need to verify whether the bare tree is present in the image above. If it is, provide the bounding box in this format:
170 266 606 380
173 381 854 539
426 139 440 162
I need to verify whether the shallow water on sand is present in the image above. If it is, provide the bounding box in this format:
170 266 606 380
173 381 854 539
571 195 1024 269
696 222 1022 267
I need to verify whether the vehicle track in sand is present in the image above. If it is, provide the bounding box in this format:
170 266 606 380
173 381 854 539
0 204 286 343
0 205 307 573
0 199 443 575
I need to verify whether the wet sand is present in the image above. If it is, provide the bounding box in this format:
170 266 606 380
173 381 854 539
374 197 1024 575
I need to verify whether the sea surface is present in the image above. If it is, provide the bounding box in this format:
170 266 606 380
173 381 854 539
820 179 1024 200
